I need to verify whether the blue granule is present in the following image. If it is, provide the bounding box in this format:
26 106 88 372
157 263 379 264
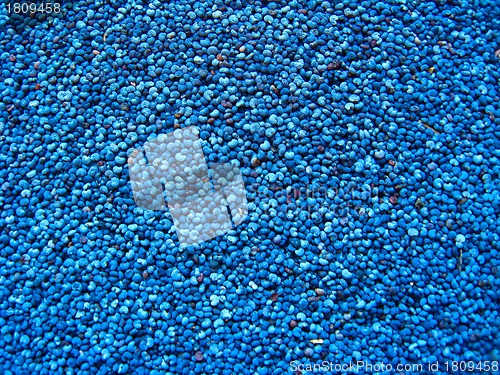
0 0 500 374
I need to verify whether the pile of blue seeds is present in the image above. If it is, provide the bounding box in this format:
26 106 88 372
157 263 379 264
1 0 500 373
